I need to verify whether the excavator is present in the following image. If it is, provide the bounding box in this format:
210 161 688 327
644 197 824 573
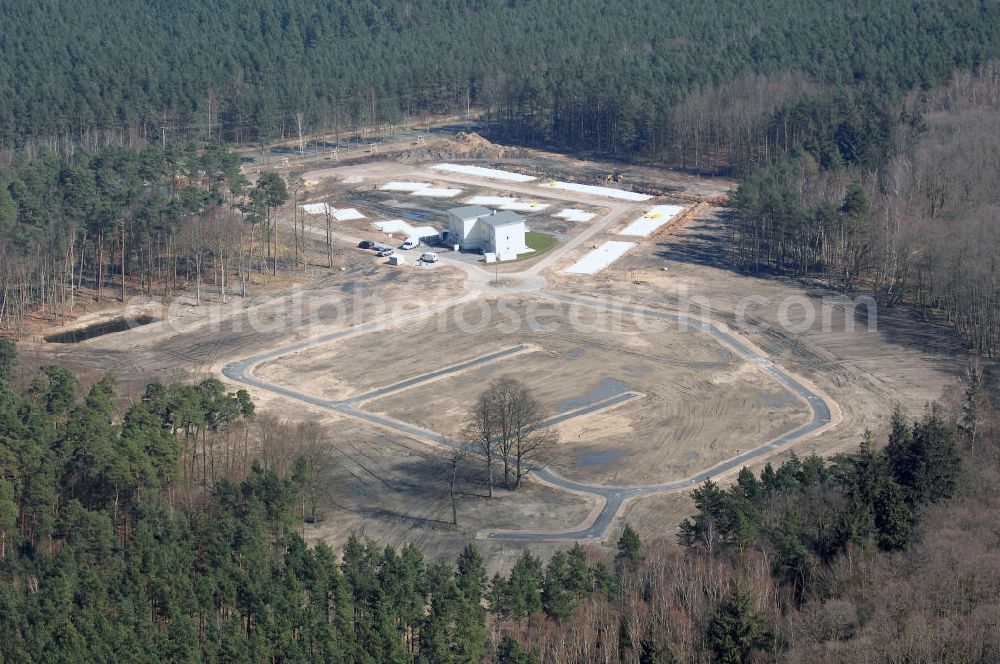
605 170 624 183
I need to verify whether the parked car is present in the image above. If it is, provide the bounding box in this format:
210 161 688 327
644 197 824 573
420 252 439 263
376 247 394 257
358 240 374 249
401 237 420 250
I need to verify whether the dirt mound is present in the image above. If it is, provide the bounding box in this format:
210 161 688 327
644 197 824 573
400 131 523 162
431 130 503 156
450 131 493 151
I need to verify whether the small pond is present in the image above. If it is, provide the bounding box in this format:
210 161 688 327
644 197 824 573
45 315 158 343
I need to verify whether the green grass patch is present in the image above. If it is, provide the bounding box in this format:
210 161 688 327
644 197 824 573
493 231 557 263
526 230 557 253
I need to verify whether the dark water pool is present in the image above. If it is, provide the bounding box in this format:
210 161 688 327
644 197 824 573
45 315 158 343
556 377 630 413
576 449 623 468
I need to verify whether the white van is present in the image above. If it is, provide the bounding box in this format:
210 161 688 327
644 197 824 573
401 237 419 250
420 252 439 263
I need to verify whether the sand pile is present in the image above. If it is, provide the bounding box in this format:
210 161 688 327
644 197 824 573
449 131 493 151
402 131 522 162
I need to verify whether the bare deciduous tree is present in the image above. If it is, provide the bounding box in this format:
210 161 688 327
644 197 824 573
507 381 558 489
443 447 467 525
291 421 332 525
464 393 498 498
464 377 556 494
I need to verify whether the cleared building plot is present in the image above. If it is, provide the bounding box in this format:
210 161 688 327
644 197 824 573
540 181 651 201
289 298 811 486
366 356 804 485
555 208 596 222
433 163 536 182
256 326 521 403
565 241 635 275
619 205 686 237
465 195 550 212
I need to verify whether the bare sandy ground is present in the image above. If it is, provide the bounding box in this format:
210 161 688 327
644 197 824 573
19 244 465 396
354 309 808 485
546 208 960 472
297 413 595 568
262 163 958 558
16 147 962 563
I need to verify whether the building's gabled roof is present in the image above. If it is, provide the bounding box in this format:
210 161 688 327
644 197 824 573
481 210 525 228
447 205 491 221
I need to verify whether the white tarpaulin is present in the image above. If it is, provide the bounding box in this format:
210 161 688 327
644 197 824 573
465 195 518 206
564 241 635 275
381 181 431 191
300 204 366 220
373 220 438 239
465 195 550 211
411 187 462 198
619 205 685 237
541 181 651 201
555 208 596 222
433 164 535 182
333 208 366 221
502 201 549 211
300 203 332 215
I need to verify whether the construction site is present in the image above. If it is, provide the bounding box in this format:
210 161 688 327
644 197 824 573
19 129 958 567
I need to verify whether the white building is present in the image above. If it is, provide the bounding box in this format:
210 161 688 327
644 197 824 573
444 206 530 261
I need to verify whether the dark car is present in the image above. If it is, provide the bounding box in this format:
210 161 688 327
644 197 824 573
358 240 374 249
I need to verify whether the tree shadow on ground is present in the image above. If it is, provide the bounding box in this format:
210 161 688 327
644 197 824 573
654 212 738 270
335 453 495 529
654 212 968 378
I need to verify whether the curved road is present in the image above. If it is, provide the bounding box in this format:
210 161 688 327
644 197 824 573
222 169 838 541
485 292 832 540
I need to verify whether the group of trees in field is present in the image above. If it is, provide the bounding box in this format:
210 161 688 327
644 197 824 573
432 378 554 528
0 140 302 335
729 62 1000 357
2 0 999 165
463 377 556 499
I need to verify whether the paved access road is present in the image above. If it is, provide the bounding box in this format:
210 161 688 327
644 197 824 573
482 292 832 540
222 166 837 541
